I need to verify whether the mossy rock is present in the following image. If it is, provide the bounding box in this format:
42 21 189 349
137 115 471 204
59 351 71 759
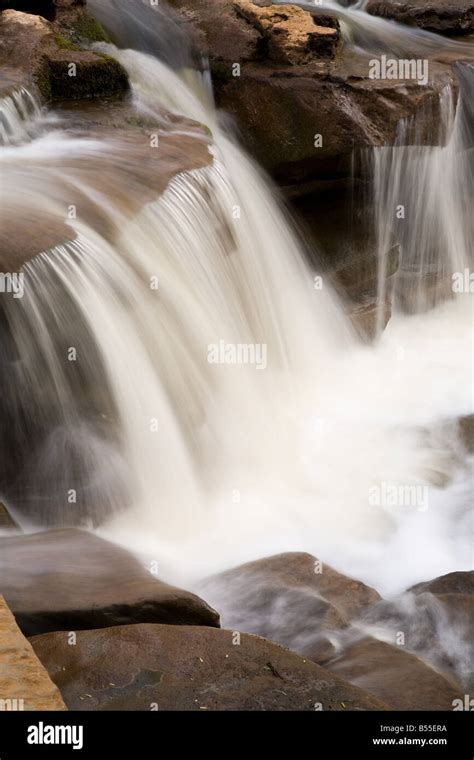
46 54 129 100
70 15 111 45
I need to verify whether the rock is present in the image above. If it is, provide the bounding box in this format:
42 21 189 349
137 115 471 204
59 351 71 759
0 501 20 531
0 9 129 101
0 529 219 635
233 1 341 64
327 636 463 710
367 0 474 35
168 0 459 192
361 572 474 691
31 623 389 710
0 1 56 20
410 570 474 596
198 553 380 663
458 414 474 453
348 297 392 342
0 595 66 710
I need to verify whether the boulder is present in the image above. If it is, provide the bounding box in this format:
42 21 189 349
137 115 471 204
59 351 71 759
0 595 66 710
458 414 474 453
367 1 474 35
0 501 20 531
169 0 460 191
0 9 129 101
0 529 219 635
361 572 474 691
233 1 341 64
199 553 380 663
327 636 463 710
31 623 389 710
410 570 474 596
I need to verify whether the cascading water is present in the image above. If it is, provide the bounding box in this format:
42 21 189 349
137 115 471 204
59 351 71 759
0 0 472 618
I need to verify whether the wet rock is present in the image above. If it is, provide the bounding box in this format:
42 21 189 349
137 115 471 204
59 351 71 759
0 595 66 710
0 501 20 531
198 552 380 664
0 529 220 635
348 296 392 342
31 623 389 710
410 570 474 596
0 9 129 101
169 0 459 192
361 572 474 691
327 636 463 710
458 414 474 453
367 0 474 35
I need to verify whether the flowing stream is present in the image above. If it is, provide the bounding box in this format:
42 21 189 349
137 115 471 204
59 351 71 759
0 0 472 607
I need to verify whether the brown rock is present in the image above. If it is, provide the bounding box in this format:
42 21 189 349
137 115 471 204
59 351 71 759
327 636 463 710
169 0 460 191
361 573 474 691
31 623 389 710
458 415 474 453
233 1 341 64
0 501 20 531
410 570 474 596
0 9 129 101
0 529 219 635
199 553 380 663
0 595 66 710
367 0 474 35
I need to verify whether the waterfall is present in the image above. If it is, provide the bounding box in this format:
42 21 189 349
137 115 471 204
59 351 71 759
0 87 43 145
0 0 472 597
369 68 474 320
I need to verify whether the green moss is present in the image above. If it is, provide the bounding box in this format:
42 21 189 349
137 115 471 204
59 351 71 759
71 16 112 44
54 34 82 52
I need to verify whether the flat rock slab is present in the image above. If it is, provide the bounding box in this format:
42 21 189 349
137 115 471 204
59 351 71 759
327 637 462 711
0 529 219 635
367 0 474 34
31 623 388 710
0 595 66 710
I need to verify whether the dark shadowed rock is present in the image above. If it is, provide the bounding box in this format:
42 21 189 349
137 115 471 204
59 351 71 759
367 0 474 35
458 414 474 452
31 623 389 710
327 636 463 710
199 552 380 664
0 529 219 635
0 501 21 531
0 595 66 710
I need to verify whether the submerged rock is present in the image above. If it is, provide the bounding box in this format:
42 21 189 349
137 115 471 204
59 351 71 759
31 623 389 710
0 595 66 710
0 529 220 635
326 636 463 710
199 552 380 663
367 0 474 35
